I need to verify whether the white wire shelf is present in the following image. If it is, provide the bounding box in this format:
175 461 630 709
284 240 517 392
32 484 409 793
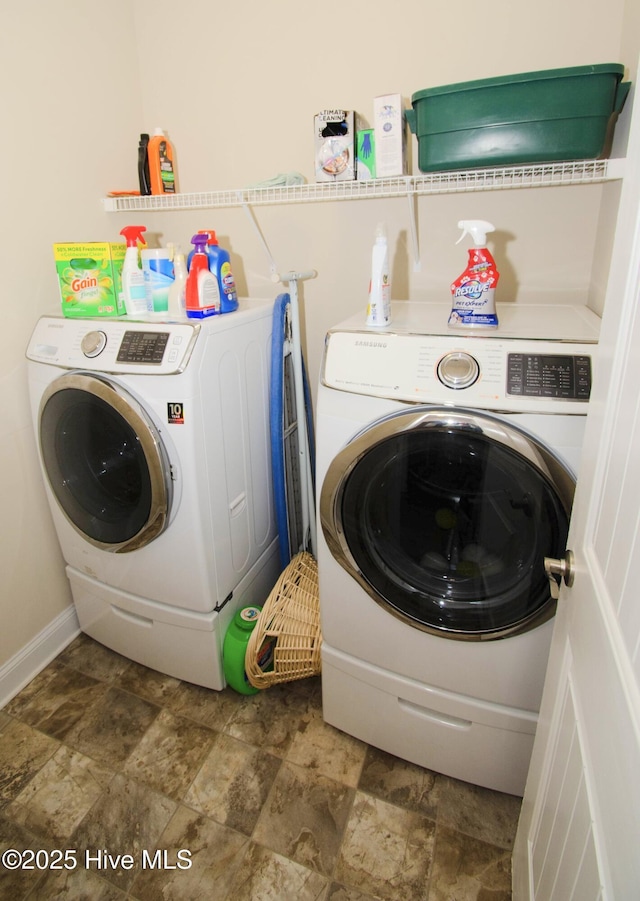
103 159 625 213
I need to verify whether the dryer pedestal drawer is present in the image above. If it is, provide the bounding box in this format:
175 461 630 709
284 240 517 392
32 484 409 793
321 644 536 796
67 539 280 691
69 567 225 689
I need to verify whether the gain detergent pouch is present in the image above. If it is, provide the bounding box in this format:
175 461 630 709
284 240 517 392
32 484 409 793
54 243 127 317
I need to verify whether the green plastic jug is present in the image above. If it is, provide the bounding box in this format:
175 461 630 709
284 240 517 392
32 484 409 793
223 606 262 695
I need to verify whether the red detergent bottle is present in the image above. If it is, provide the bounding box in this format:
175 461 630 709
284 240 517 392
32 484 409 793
188 230 238 314
185 233 220 319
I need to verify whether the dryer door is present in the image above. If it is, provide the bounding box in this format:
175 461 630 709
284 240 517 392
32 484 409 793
320 406 574 639
39 373 173 552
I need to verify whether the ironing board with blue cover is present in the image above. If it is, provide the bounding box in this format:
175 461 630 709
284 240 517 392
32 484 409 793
270 292 315 570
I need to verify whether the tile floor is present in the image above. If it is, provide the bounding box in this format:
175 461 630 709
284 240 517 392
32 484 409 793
0 633 521 900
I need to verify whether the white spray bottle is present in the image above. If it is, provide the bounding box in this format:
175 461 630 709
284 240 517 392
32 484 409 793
120 225 148 316
366 222 391 327
449 219 499 328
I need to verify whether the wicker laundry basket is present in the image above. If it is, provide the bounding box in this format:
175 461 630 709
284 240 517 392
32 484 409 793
245 551 321 689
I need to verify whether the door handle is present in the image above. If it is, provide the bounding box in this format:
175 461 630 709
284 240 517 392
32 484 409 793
544 550 575 599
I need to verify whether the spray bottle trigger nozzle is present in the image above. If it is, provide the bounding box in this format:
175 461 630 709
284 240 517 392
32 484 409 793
456 219 495 248
190 234 209 253
119 225 147 247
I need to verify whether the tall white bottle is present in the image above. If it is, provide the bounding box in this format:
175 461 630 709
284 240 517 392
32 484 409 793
167 247 188 319
366 222 391 327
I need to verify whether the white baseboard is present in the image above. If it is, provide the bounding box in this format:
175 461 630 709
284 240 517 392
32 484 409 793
0 606 80 709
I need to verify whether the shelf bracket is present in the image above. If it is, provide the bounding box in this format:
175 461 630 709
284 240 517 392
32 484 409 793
407 191 421 271
240 198 279 279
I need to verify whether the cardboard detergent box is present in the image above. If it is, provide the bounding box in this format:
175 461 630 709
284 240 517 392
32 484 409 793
54 242 127 317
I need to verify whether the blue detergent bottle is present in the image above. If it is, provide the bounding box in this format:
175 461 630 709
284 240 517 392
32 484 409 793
187 230 238 313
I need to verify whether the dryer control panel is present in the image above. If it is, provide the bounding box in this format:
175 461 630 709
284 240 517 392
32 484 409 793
26 317 199 375
117 330 171 365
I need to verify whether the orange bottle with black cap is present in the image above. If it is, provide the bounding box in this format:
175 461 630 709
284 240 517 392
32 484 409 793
148 128 177 195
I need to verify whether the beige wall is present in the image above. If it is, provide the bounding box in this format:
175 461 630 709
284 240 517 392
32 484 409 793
129 0 630 385
1 0 636 675
0 1 141 667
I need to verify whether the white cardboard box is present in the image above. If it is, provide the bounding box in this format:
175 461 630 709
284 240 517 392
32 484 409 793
374 94 407 178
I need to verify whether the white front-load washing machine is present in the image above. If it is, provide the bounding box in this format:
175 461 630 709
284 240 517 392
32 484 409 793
317 301 600 795
26 298 281 690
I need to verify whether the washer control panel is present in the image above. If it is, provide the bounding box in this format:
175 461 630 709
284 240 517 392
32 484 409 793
322 328 597 414
506 353 592 399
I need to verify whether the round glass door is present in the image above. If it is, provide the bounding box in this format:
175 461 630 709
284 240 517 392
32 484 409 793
320 407 575 639
39 373 173 552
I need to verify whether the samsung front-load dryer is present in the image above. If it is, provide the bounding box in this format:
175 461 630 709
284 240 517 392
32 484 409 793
317 301 600 794
26 299 280 689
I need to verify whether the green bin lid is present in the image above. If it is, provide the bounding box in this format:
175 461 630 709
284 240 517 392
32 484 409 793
411 63 625 103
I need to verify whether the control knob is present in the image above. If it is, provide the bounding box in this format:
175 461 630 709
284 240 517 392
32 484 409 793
81 330 107 358
437 351 480 389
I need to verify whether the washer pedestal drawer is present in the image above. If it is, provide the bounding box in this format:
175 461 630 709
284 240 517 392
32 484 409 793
321 643 537 796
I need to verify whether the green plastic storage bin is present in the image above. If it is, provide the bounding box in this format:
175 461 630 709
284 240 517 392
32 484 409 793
405 64 630 172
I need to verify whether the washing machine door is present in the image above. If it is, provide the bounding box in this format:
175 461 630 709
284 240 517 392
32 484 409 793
39 372 173 553
320 406 575 639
